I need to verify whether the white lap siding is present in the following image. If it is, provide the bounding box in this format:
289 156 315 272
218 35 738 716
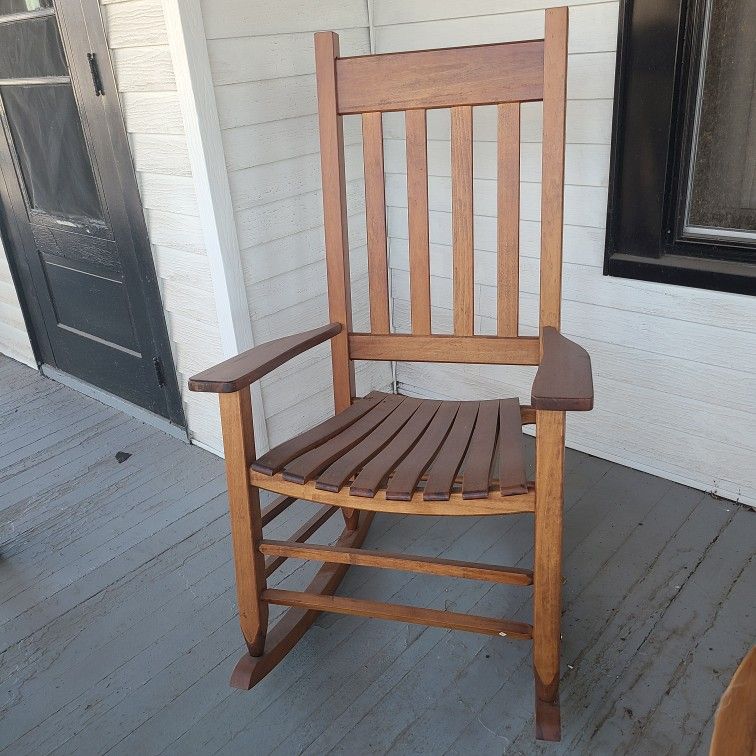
0 235 35 367
200 0 392 448
100 0 224 449
373 0 756 506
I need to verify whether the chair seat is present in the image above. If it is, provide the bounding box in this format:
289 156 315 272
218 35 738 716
250 391 529 505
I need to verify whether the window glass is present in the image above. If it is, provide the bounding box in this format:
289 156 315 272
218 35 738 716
685 0 756 240
0 16 67 79
1 84 103 221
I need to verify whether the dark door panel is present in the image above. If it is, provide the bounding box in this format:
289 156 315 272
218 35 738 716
0 0 184 425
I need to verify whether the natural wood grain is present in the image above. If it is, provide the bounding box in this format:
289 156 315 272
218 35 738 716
709 646 756 756
385 401 459 500
260 495 297 527
188 323 341 393
451 105 474 336
497 102 521 337
315 398 422 492
251 469 535 517
335 40 545 114
499 398 529 495
539 7 568 336
260 540 534 585
231 512 375 690
263 505 337 577
533 407 566 742
406 109 432 334
462 399 499 499
251 392 383 476
263 589 534 639
424 401 478 500
348 333 540 365
531 327 594 411
219 389 268 656
350 400 441 497
315 31 355 412
282 394 406 484
362 112 390 333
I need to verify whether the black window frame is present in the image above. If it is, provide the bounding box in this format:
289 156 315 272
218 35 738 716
604 0 756 296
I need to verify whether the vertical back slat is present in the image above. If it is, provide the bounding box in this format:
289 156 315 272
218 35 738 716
362 112 390 333
315 32 355 412
451 105 474 336
539 8 568 339
405 109 432 335
497 102 521 337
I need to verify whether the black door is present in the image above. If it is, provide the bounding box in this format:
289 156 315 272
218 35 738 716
0 0 184 425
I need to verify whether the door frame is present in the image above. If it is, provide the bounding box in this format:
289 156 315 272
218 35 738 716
0 0 185 428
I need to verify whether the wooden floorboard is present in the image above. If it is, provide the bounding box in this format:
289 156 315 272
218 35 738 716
0 355 753 755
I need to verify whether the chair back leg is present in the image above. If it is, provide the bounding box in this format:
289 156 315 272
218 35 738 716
219 388 269 656
533 409 566 740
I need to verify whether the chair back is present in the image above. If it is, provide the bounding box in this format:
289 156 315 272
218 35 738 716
315 8 568 411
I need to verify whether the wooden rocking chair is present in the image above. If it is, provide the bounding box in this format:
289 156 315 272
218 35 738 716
188 7 593 741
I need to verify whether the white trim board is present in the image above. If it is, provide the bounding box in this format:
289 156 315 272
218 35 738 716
162 0 270 452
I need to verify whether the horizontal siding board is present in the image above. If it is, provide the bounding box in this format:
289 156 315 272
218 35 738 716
228 143 363 212
129 134 191 176
374 0 608 26
137 174 199 216
221 114 362 172
103 0 167 48
207 28 370 86
374 3 619 55
110 46 176 92
200 0 368 39
120 92 184 135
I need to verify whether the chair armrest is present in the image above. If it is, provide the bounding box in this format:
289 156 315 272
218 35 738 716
531 327 594 411
188 323 342 393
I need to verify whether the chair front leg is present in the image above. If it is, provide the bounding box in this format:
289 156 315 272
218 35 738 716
219 388 269 656
533 409 566 741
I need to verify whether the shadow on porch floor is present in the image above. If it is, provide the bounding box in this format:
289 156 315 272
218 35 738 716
0 354 753 755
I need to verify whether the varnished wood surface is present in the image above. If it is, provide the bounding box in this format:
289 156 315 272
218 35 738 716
251 469 535 517
259 540 534 585
263 589 534 639
405 108 432 335
188 323 341 393
315 31 355 413
532 326 594 411
709 646 756 756
1 357 751 754
348 333 541 364
497 101 521 337
334 40 545 114
361 112 390 334
251 392 530 504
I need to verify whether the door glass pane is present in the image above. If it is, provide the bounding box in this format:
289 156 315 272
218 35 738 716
0 16 67 79
684 0 756 240
0 0 53 14
1 84 103 221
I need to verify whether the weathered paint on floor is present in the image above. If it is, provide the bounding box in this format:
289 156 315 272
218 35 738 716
0 355 753 755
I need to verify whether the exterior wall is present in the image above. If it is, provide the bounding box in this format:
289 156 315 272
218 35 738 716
374 0 756 506
99 0 224 448
0 235 35 367
200 0 392 448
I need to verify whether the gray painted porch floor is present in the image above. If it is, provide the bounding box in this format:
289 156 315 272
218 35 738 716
0 354 753 755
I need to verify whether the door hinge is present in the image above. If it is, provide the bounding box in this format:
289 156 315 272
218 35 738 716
153 357 166 387
87 53 105 96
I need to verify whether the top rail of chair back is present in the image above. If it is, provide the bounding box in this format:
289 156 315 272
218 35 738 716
332 40 546 115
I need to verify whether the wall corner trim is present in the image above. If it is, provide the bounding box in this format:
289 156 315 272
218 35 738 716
161 0 270 452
